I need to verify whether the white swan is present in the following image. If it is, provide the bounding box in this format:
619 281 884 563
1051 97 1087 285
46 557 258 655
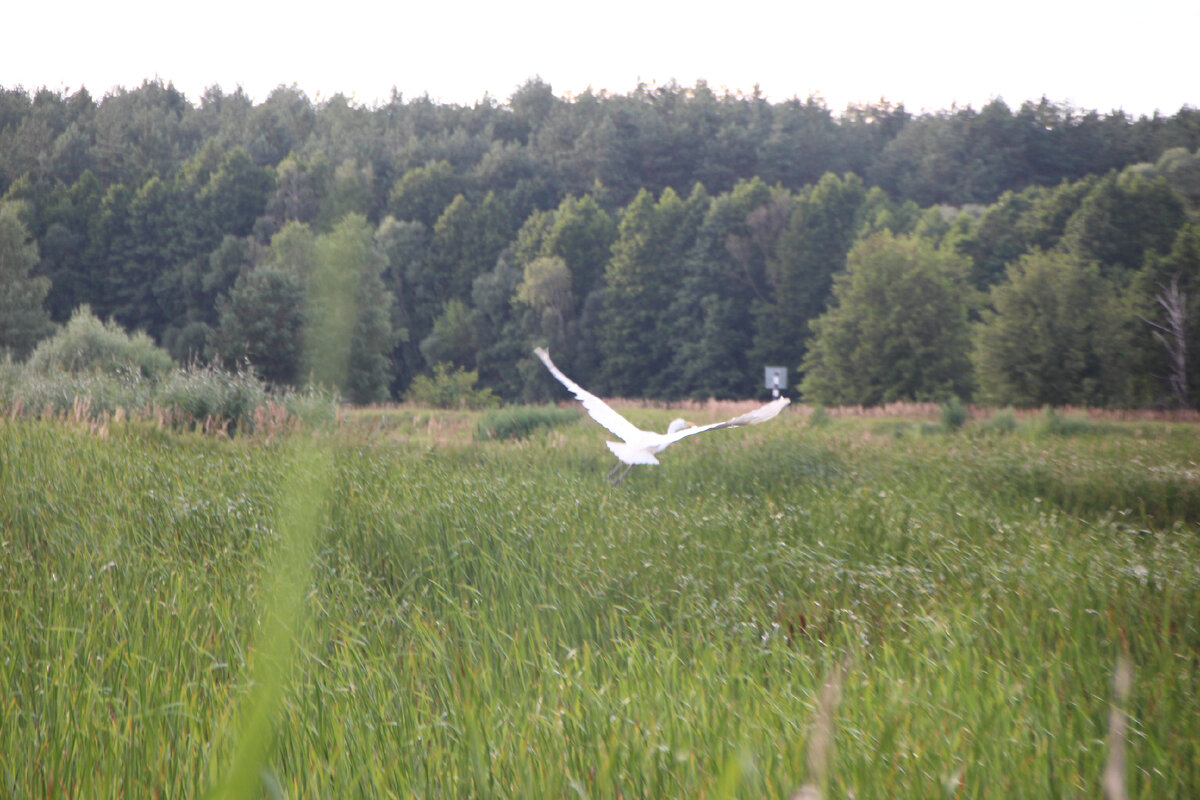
534 347 790 485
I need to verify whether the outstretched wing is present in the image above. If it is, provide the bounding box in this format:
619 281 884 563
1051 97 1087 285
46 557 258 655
534 348 644 444
662 397 791 445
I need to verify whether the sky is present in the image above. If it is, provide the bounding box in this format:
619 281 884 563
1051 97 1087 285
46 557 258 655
5 0 1196 117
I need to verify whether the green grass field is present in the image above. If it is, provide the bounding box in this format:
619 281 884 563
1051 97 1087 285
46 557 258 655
1 408 1197 798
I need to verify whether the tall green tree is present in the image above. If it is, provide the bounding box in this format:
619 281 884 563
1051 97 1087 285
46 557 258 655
258 154 321 237
752 172 869 370
598 186 706 396
374 216 426 392
1062 170 1186 275
1133 223 1200 406
801 231 973 405
308 214 396 403
972 250 1134 407
426 191 512 307
665 179 771 398
540 194 617 304
0 202 54 358
268 220 318 278
468 254 528 399
209 265 306 385
316 158 375 231
516 255 575 358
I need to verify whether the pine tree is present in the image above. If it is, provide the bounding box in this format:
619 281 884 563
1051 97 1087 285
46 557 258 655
0 202 54 358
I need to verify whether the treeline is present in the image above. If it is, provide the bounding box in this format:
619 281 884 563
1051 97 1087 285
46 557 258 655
1 78 1198 406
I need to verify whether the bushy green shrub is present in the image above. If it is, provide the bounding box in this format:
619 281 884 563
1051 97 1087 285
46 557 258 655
474 405 580 441
939 395 968 431
278 384 340 428
1 354 336 435
154 364 266 432
406 363 499 409
25 306 173 380
4 368 152 417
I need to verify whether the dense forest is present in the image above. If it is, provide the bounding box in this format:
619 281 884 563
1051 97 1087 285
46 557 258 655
1 77 1198 407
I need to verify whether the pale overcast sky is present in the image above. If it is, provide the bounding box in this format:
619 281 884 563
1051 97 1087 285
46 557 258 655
5 0 1195 116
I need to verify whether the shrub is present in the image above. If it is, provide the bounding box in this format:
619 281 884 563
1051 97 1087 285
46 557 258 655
474 405 580 441
406 363 499 410
154 364 266 432
5 368 152 417
277 384 340 428
25 306 173 380
939 396 968 431
1 352 337 436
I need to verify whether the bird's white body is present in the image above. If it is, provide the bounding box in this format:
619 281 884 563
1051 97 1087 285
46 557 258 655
534 347 790 483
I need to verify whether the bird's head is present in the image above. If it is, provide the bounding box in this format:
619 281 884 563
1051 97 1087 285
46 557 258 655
666 418 695 434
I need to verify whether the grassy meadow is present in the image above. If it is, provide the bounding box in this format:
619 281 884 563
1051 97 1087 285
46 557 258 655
1 405 1198 798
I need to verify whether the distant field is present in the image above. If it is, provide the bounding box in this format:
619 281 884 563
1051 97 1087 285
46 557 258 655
1 408 1197 798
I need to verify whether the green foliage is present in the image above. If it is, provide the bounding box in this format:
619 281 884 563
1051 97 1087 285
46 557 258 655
405 362 499 409
753 173 868 368
1133 223 1200 406
1 367 153 417
939 395 968 430
307 214 396 404
419 299 478 369
972 250 1135 407
539 194 618 301
387 160 461 227
665 180 766 399
2 82 1199 407
275 383 340 428
1154 146 1200 206
209 265 307 385
1 356 336 433
473 404 580 441
1062 170 1186 275
517 255 574 314
801 231 973 405
153 363 267 431
199 146 272 238
427 191 514 307
316 158 374 231
0 201 54 358
25 306 173 379
599 187 694 396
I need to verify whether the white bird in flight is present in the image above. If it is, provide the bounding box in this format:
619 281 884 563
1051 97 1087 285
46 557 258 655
534 347 791 485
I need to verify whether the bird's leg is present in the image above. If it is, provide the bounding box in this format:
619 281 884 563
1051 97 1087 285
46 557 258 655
607 461 623 483
610 463 633 487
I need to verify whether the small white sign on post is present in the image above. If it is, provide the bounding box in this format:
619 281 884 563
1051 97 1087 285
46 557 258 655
764 366 787 397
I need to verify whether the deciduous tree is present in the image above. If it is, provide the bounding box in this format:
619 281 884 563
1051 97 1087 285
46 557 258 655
972 250 1134 406
801 231 973 405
